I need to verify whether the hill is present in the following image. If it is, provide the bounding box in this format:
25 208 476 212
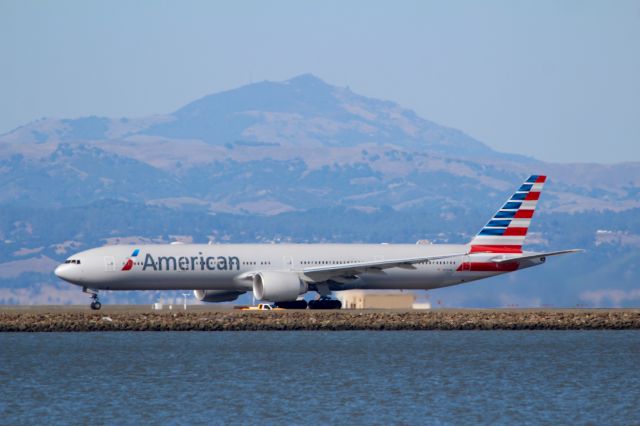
1 74 639 306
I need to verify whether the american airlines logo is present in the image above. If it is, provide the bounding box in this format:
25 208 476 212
121 249 140 271
122 249 241 272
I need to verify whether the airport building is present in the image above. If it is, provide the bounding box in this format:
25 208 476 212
336 290 428 310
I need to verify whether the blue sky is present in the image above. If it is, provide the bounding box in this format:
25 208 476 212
1 0 639 163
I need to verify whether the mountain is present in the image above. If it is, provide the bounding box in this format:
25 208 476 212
1 74 639 306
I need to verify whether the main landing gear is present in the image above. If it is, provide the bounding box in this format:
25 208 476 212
307 284 342 309
308 296 342 310
274 298 341 309
83 287 102 310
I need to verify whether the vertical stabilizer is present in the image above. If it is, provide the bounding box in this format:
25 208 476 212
469 175 546 253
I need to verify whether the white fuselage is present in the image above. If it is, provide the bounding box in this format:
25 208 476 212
54 243 542 293
53 175 577 304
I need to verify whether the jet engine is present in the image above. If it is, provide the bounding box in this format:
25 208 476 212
252 271 307 302
193 289 246 303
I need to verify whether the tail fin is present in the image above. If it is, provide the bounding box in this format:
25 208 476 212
469 175 546 254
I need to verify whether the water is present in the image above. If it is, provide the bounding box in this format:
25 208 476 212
1 331 639 425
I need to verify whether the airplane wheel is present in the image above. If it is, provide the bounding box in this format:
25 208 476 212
90 301 102 310
308 299 342 310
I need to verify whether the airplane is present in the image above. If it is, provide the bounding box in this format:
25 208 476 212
54 175 581 310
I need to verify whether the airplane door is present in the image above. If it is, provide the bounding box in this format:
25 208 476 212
283 256 293 270
104 256 115 272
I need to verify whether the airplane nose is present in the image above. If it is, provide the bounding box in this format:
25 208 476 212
55 263 84 285
55 264 70 281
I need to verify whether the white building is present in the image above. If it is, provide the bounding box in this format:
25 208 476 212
336 290 423 310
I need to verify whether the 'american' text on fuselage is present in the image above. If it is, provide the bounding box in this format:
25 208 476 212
142 254 240 271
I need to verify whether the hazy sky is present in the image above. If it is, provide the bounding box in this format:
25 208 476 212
2 0 639 163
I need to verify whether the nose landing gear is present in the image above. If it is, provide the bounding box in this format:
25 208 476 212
90 294 102 310
83 287 102 310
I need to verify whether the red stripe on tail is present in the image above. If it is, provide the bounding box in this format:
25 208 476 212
525 192 540 201
514 209 534 219
503 227 528 236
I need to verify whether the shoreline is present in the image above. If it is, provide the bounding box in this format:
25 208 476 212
1 307 639 331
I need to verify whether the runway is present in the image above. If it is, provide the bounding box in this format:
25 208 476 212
1 306 639 331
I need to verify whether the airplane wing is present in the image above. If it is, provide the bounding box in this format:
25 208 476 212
491 249 584 264
301 253 466 282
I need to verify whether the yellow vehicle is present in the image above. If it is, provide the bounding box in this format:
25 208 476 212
240 303 284 311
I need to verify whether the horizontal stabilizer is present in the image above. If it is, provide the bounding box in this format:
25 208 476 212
491 249 584 264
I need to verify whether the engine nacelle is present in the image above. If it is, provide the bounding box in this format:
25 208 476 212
193 289 246 303
252 271 307 302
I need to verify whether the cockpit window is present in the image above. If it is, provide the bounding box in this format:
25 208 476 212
64 259 81 264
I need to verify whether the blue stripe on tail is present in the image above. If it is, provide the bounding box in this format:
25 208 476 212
502 202 522 210
487 219 511 227
495 210 517 219
479 228 506 236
